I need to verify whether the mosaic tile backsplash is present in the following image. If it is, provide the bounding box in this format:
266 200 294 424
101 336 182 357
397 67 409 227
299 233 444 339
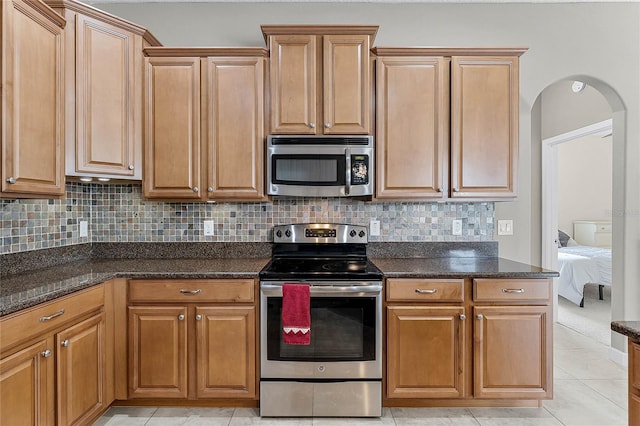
1 183 495 254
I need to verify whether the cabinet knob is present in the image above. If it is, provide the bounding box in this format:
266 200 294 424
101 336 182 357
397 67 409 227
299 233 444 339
207 187 213 192
452 187 459 193
192 187 199 193
178 314 185 321
41 349 52 358
196 314 202 321
324 122 332 128
128 165 134 170
61 339 70 347
476 314 483 320
459 314 466 320
437 187 444 193
6 177 16 184
309 122 316 129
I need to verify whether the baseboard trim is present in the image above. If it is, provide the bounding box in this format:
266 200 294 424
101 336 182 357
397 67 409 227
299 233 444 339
609 346 628 367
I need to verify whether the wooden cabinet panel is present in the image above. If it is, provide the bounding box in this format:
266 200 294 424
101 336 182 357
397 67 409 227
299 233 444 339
56 312 106 426
386 278 463 302
203 57 265 200
473 279 551 303
631 340 640 393
323 35 370 134
1 0 65 198
196 306 256 398
387 306 465 398
268 35 317 134
451 56 519 198
375 56 449 199
71 13 141 178
129 279 255 303
144 57 201 199
630 392 640 426
473 305 552 399
0 339 54 426
128 306 188 398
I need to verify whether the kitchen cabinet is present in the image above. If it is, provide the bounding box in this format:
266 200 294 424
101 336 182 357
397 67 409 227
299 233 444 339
373 48 526 200
0 284 109 425
262 25 377 135
1 0 66 199
143 48 266 201
127 279 257 400
472 278 553 399
45 0 161 181
630 339 640 426
386 279 466 399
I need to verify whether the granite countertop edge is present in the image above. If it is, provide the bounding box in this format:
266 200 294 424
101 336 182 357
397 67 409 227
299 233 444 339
611 321 640 341
1 255 558 317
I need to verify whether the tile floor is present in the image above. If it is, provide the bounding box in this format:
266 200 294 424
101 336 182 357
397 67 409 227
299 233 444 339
94 323 629 426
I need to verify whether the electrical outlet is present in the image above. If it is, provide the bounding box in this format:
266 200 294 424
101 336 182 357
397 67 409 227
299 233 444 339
497 219 514 236
203 220 215 236
369 220 381 236
79 220 88 237
452 219 462 236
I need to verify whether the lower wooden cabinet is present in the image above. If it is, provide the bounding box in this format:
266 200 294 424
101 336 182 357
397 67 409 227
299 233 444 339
127 279 257 400
630 340 640 426
0 284 109 426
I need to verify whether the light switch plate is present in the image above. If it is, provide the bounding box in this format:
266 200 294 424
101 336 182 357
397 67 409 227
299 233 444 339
452 219 462 236
79 221 88 237
204 220 215 236
497 219 514 236
370 220 380 236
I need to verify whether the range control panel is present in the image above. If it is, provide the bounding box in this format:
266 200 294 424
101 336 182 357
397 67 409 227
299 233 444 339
273 224 368 244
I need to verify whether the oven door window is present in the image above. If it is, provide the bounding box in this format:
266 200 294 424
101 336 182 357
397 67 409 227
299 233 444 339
272 154 346 186
266 296 376 362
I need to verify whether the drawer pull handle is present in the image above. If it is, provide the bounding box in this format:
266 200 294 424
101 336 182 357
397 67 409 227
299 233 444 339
41 349 52 358
502 288 525 294
61 339 70 347
459 314 466 320
415 288 438 294
180 289 202 295
196 314 202 321
178 314 185 321
39 309 65 322
476 314 483 320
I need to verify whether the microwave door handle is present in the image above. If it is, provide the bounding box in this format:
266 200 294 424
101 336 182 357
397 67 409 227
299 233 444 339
345 148 351 195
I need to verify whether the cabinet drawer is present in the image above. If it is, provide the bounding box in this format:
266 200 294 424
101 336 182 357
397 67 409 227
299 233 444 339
0 285 104 351
473 279 550 303
386 279 464 302
128 279 254 303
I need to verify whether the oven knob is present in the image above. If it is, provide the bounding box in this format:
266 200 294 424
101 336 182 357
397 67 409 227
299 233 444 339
318 365 325 372
349 230 356 238
359 230 366 238
276 230 282 238
285 230 291 238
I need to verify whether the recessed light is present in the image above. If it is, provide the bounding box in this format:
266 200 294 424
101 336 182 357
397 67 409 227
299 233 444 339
79 177 93 182
571 81 586 93
97 177 111 182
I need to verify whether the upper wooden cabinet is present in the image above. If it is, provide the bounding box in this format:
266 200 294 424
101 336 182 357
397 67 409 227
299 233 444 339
262 25 377 135
374 48 526 200
44 0 162 181
1 0 66 199
144 48 267 202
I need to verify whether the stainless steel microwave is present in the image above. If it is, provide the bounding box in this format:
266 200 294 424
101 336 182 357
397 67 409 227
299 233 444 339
267 135 374 197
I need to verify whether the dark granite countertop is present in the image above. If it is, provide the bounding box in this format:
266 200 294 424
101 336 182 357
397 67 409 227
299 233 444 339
611 321 640 341
0 258 269 316
372 257 558 279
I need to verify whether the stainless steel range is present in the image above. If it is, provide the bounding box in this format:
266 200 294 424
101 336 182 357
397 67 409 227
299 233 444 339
259 223 383 417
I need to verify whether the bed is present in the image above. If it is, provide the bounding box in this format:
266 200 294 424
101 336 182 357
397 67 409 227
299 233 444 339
557 244 612 307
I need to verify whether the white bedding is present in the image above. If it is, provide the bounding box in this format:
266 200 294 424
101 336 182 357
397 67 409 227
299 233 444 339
557 245 612 306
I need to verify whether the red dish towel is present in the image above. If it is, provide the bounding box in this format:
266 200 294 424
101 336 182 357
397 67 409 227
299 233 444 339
282 283 311 345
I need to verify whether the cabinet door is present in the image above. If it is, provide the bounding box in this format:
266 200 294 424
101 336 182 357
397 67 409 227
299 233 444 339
1 0 65 198
71 14 141 178
386 306 465 398
203 57 265 200
269 35 317 134
376 57 449 199
144 57 201 199
128 306 188 398
56 312 106 426
473 306 552 399
451 56 519 198
0 338 54 426
195 306 256 399
323 35 371 135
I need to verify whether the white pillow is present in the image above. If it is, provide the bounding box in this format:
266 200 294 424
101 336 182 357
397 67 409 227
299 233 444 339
566 238 579 246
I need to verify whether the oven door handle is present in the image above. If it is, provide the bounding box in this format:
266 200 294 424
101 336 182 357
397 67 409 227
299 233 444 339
260 284 382 296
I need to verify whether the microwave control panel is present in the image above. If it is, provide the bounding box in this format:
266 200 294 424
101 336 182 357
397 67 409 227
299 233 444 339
351 155 369 185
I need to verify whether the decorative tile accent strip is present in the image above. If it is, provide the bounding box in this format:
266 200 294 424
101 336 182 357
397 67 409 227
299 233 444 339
1 183 495 254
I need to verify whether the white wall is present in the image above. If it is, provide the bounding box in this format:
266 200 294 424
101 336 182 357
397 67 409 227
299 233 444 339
93 1 640 350
557 135 612 236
